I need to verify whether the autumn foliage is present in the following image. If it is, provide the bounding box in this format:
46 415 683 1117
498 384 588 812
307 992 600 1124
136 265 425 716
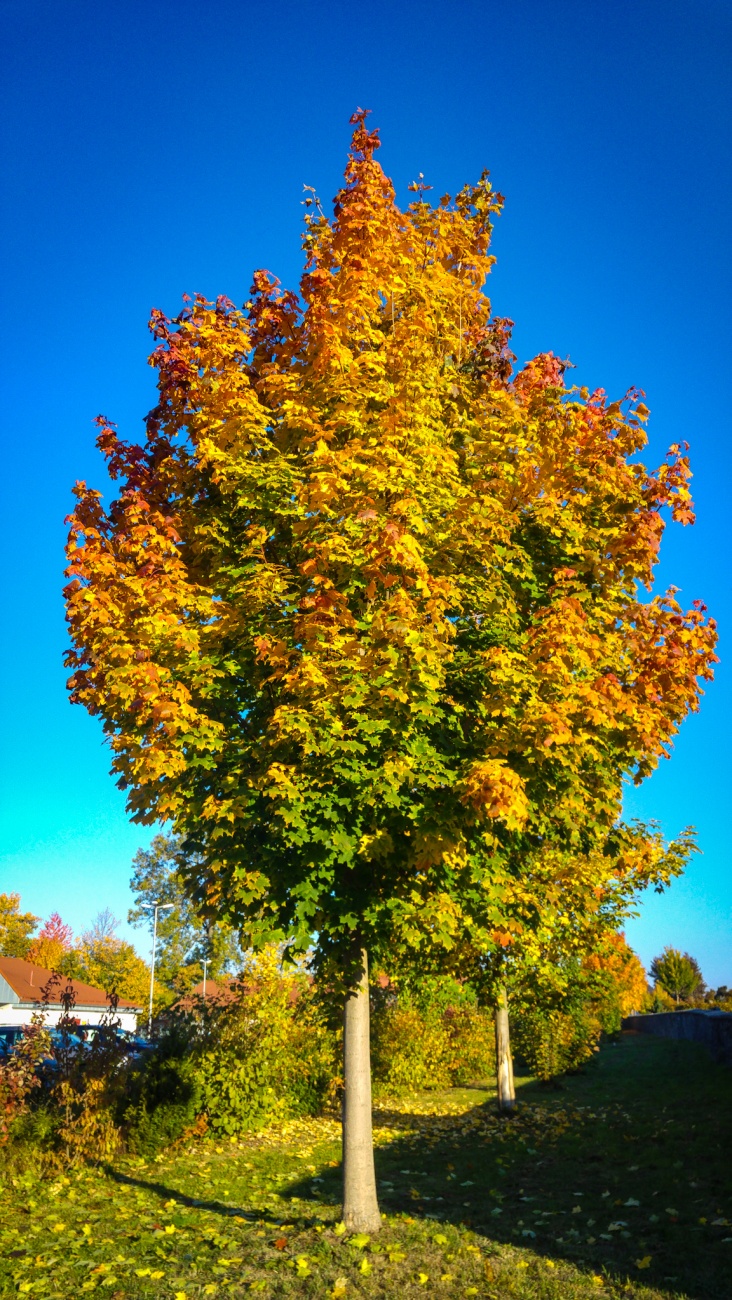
27 913 73 971
64 112 716 979
584 931 650 1020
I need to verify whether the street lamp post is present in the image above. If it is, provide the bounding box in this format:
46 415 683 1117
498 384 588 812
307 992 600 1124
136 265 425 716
144 902 174 1039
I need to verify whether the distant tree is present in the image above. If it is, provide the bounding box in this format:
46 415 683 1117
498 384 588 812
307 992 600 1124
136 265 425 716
0 893 39 958
88 908 120 942
650 946 705 1004
63 910 150 1005
27 912 73 970
128 835 242 997
584 932 650 1020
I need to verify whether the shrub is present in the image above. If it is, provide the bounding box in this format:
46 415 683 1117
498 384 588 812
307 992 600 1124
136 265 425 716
56 1076 122 1165
511 1001 601 1081
194 949 337 1135
0 1017 50 1143
371 974 495 1093
123 1055 202 1156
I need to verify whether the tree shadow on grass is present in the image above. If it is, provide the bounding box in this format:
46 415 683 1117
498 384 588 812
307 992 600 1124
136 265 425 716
284 1035 731 1300
104 1035 730 1300
104 1167 327 1235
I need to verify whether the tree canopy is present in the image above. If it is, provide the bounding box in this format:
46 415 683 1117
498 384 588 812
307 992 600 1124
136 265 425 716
64 112 717 981
0 893 39 959
128 834 243 996
650 946 705 1003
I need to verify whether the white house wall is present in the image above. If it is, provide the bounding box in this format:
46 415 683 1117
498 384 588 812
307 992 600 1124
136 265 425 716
0 1004 138 1032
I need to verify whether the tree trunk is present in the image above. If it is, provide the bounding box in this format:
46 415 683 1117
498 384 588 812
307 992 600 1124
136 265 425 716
494 984 516 1112
342 948 381 1234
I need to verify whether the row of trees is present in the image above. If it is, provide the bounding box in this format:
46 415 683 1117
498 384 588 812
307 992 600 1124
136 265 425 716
649 945 732 1007
0 835 244 1009
0 838 242 1009
0 895 149 1005
4 879 723 1030
62 113 717 1231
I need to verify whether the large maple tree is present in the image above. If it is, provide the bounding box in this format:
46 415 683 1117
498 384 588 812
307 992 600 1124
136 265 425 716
65 112 716 1230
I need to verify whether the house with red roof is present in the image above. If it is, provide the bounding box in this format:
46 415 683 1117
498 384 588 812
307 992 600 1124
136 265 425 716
0 957 142 1032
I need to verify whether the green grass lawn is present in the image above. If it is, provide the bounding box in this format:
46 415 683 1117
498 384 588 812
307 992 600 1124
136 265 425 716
1 1032 730 1299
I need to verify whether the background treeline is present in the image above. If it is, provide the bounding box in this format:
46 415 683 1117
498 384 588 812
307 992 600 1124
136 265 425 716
0 835 246 1009
0 929 662 1170
2 830 728 1171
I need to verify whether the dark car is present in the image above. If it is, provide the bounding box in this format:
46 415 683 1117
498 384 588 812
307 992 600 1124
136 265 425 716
0 1025 27 1057
61 1024 154 1067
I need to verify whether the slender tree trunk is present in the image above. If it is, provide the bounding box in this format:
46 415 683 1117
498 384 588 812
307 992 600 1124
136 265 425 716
342 947 381 1234
494 984 516 1113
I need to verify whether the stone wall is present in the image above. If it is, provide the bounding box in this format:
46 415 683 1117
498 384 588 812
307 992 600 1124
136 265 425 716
622 1010 732 1066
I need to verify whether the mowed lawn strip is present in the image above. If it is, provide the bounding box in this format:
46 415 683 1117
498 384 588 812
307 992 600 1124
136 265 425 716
1 1032 729 1299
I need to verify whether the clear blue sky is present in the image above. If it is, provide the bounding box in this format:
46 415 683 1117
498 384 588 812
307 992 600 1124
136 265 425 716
1 0 729 983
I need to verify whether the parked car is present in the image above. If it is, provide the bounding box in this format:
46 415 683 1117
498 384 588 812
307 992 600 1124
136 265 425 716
0 1023 59 1086
62 1024 154 1067
0 1025 27 1057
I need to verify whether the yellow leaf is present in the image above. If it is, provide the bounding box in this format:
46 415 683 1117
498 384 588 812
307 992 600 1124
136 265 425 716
150 1270 165 1279
636 1256 652 1269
